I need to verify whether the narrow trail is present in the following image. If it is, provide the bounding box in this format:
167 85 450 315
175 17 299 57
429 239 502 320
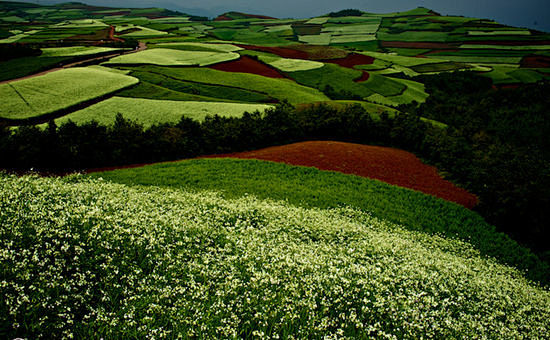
0 31 147 85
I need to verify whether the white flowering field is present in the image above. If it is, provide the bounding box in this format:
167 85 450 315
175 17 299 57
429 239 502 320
1 174 549 338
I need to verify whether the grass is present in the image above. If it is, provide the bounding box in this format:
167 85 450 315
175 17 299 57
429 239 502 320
119 25 171 37
123 66 329 104
48 97 273 127
2 173 549 338
0 67 138 120
103 48 240 67
467 30 531 36
88 158 550 285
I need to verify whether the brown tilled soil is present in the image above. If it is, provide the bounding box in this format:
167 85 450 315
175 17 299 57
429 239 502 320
354 70 370 82
521 55 550 68
209 56 286 78
207 141 478 208
237 44 310 59
321 53 374 68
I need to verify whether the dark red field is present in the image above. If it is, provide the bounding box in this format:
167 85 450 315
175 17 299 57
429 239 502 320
209 56 285 78
237 44 310 59
321 53 374 68
521 55 550 68
354 70 370 82
208 141 478 208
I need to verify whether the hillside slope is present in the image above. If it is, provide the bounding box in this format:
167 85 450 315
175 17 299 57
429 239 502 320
1 173 549 338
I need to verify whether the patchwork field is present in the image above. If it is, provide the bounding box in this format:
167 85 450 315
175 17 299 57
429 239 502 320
1 2 550 337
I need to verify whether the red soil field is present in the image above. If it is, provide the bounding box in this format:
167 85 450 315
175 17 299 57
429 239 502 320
209 56 286 78
214 15 232 21
208 141 478 208
521 55 550 68
354 70 370 82
464 40 550 46
382 41 456 49
321 53 374 68
237 44 309 59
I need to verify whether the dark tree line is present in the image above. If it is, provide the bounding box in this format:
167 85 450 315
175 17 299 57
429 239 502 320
1 74 549 260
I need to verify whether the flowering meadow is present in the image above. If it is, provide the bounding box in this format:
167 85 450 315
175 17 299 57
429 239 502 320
1 173 549 338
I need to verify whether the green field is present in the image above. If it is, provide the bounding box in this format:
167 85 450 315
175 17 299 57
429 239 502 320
40 46 127 57
48 97 273 127
2 173 549 338
0 67 138 120
152 42 243 53
103 49 241 67
367 78 428 106
268 57 324 72
123 66 329 104
88 158 549 284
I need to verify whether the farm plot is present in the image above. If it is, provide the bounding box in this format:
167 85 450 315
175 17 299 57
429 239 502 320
377 29 450 42
209 141 478 208
103 48 240 66
267 58 324 72
119 25 171 37
153 42 243 53
123 67 275 103
0 67 138 120
367 78 428 106
40 46 127 57
50 97 273 127
126 66 329 104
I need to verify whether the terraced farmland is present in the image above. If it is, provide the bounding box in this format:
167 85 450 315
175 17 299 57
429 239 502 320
49 97 273 127
0 67 138 121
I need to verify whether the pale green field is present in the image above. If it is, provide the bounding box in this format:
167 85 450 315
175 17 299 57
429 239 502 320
367 78 428 106
428 55 523 64
41 46 127 57
103 49 240 66
322 23 380 34
0 67 138 120
0 30 39 43
330 34 377 43
361 51 447 67
263 24 293 33
120 26 171 37
153 42 243 52
138 67 330 104
50 97 274 126
305 17 329 24
268 58 324 72
51 19 108 27
298 33 331 45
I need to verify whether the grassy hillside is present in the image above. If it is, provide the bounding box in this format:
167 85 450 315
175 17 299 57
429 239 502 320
2 173 549 338
89 158 549 285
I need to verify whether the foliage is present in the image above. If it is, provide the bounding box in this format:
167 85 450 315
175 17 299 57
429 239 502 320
328 9 363 17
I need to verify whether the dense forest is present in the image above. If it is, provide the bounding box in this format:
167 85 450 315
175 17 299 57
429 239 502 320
1 72 549 260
